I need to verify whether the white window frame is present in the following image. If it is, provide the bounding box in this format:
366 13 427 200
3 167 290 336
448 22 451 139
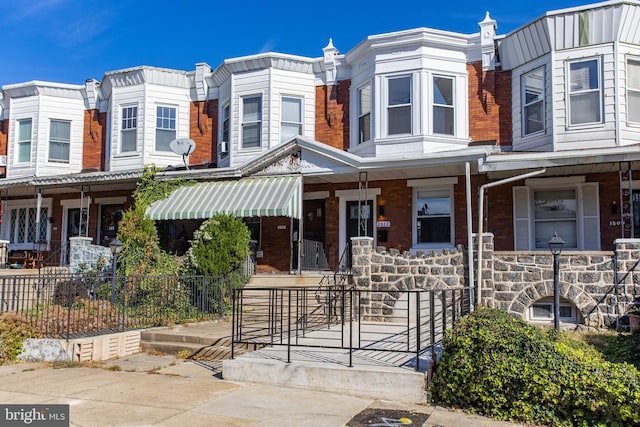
567 57 602 127
280 96 302 143
386 75 412 136
120 105 138 153
627 58 640 124
528 298 577 323
5 199 52 251
16 118 32 164
241 95 262 149
155 105 176 152
358 83 372 144
48 119 71 163
521 66 545 136
408 177 457 250
221 103 230 144
432 75 455 136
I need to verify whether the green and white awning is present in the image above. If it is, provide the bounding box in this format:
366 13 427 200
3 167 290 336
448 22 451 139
145 175 302 220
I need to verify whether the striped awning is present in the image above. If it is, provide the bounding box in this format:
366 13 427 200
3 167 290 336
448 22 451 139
145 175 302 220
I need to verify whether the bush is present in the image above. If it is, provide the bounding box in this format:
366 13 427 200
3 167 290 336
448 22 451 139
179 214 250 278
0 313 41 364
430 307 640 427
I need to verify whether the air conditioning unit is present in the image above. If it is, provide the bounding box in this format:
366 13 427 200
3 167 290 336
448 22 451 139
219 141 229 155
0 156 6 166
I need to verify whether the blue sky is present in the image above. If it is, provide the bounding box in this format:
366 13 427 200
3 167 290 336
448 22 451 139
0 0 587 86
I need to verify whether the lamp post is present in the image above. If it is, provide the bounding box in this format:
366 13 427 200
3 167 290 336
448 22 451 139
109 237 123 306
548 232 564 332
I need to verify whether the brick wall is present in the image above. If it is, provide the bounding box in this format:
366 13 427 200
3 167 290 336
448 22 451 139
315 80 350 150
189 100 217 165
467 62 512 147
83 110 106 170
256 216 293 272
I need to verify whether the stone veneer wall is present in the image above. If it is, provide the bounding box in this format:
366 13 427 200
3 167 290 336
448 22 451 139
69 236 112 274
350 237 468 318
350 235 640 327
478 234 640 327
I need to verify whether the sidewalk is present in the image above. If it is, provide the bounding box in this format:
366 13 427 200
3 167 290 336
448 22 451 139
0 353 526 427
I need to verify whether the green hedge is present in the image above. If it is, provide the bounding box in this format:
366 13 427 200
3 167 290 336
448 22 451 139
429 307 640 427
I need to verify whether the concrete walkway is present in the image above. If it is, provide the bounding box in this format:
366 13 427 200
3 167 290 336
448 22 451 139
0 354 526 426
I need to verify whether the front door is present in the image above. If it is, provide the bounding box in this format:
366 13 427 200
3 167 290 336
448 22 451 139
344 200 374 268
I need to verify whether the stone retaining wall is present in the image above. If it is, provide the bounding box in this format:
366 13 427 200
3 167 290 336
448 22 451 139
350 235 640 327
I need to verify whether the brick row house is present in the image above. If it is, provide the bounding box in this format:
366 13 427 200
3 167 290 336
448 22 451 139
1 1 639 324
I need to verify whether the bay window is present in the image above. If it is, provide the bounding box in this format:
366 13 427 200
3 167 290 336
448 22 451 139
522 67 545 135
120 106 138 153
155 106 176 152
568 58 602 126
433 76 455 135
17 119 32 163
627 59 640 123
387 76 412 135
281 97 302 143
48 120 70 162
358 84 371 144
242 96 262 149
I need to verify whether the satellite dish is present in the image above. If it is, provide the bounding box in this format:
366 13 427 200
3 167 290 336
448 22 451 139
169 138 196 170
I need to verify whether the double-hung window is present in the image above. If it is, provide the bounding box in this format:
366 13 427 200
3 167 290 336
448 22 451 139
222 104 230 143
387 76 412 135
281 97 302 143
17 119 32 163
627 59 640 123
433 76 455 135
121 106 138 153
522 67 545 135
415 189 453 245
155 106 176 152
358 84 371 144
568 58 602 126
48 120 70 162
533 189 578 249
242 96 262 149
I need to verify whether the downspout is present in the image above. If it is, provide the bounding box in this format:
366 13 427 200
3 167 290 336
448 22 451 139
465 162 475 310
298 174 303 276
476 168 546 306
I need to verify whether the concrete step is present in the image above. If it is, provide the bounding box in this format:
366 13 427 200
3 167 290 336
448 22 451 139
141 338 256 360
248 274 326 288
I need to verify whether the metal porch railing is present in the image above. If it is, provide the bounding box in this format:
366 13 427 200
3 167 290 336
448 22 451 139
230 285 471 371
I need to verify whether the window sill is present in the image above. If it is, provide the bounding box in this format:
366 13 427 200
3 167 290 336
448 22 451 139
113 153 141 159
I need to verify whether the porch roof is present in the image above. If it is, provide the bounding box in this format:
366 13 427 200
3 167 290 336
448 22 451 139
145 175 302 220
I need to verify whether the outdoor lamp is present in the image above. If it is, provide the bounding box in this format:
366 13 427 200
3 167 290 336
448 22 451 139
548 232 564 332
110 237 123 255
110 237 123 306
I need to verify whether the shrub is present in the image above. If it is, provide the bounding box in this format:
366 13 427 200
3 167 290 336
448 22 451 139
430 307 640 427
179 214 250 278
0 313 41 364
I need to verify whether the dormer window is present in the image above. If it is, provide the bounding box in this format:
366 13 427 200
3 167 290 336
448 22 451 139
155 106 176 152
567 58 602 126
387 75 412 135
627 59 640 123
281 97 302 143
48 120 70 162
241 96 262 149
522 67 545 136
358 84 371 144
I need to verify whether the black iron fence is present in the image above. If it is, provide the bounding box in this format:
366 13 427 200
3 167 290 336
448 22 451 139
0 273 236 339
231 285 471 371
